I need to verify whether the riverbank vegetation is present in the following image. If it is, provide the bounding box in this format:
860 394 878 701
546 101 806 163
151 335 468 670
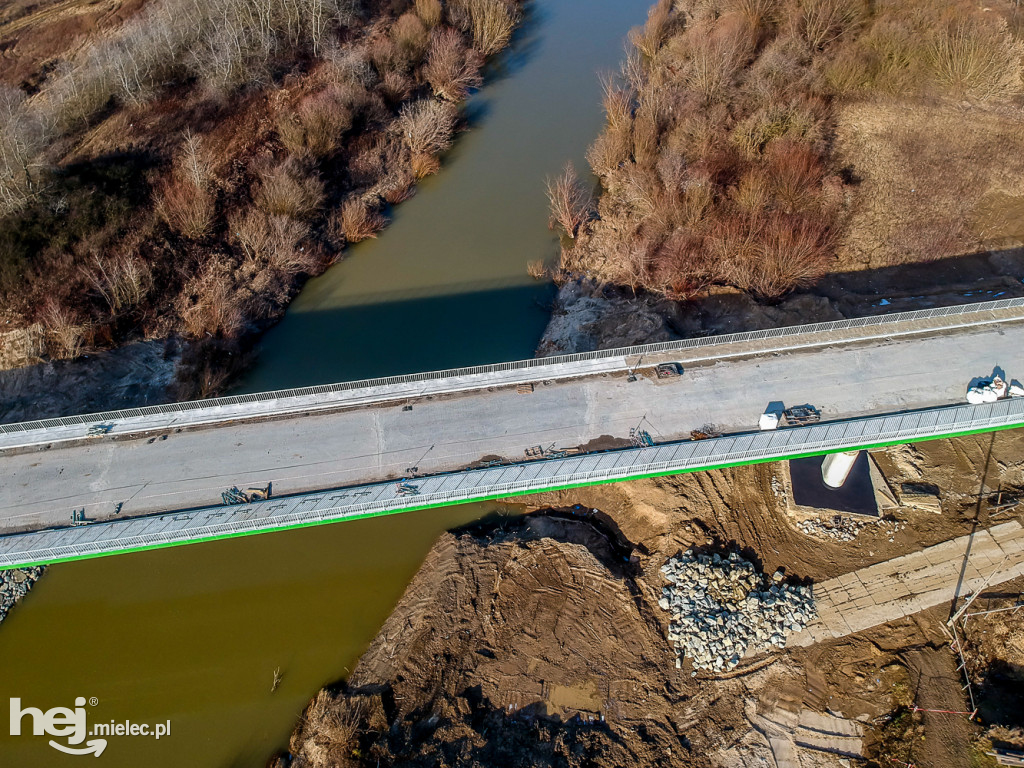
552 0 1024 301
0 0 522 395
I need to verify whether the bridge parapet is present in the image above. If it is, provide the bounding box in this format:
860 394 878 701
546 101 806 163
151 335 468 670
2 397 1023 569
3 297 1024 453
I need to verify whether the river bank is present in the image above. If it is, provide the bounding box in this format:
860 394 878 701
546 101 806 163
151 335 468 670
0 0 528 412
0 566 44 627
539 245 1024 356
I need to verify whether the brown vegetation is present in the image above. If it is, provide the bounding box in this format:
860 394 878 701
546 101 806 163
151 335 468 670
0 0 523 390
558 0 1024 300
545 162 594 239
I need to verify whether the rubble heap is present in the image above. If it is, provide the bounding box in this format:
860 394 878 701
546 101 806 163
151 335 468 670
798 515 867 541
658 551 816 673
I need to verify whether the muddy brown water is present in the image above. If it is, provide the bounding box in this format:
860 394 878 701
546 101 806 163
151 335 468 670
0 503 520 766
0 2 650 765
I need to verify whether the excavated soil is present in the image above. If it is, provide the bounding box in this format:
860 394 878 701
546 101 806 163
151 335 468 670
277 431 1024 768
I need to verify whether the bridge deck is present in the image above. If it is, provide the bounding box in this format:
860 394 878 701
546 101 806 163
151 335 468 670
1 398 1023 568
0 301 1019 540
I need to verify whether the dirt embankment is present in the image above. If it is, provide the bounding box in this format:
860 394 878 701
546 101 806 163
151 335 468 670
277 431 1024 768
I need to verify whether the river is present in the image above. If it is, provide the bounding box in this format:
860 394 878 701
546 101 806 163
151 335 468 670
0 1 648 765
240 0 648 390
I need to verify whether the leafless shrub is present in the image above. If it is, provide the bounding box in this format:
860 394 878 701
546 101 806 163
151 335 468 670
380 69 415 104
766 140 824 213
734 216 832 298
331 197 388 243
279 88 354 158
323 45 378 89
255 160 325 220
601 74 634 134
587 125 632 179
0 86 50 216
798 0 866 51
454 0 520 57
928 20 1024 101
290 691 362 768
732 168 770 216
157 131 216 239
392 12 430 61
526 259 547 279
84 256 153 314
40 302 88 360
369 34 403 73
546 162 593 238
415 0 443 28
158 176 215 239
733 102 819 156
729 0 777 33
631 103 662 168
176 257 245 339
397 99 458 176
230 208 318 274
629 0 674 59
425 28 483 101
372 139 416 204
682 22 750 104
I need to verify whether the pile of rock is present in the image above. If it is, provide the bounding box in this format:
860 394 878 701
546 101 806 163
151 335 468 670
658 551 816 674
0 566 45 626
798 515 867 542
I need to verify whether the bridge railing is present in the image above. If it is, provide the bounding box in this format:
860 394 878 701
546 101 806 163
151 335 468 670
3 397 1023 568
2 296 1023 438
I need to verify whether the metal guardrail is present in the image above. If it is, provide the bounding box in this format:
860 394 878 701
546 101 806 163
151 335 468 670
2 297 1023 436
2 397 1023 568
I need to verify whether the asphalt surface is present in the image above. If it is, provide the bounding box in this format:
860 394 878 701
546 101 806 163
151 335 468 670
1 321 1021 534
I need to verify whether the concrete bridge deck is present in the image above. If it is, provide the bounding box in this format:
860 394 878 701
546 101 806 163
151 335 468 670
0 298 1023 565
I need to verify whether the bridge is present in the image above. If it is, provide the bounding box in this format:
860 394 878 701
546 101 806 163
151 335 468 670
1 298 1024 568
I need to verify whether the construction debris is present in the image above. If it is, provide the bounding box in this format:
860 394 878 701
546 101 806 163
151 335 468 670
797 514 906 542
898 483 941 513
798 515 868 541
221 485 271 505
658 551 817 673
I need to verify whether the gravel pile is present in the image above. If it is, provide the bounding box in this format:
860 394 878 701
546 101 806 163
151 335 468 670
658 551 816 673
798 515 867 541
798 515 906 543
0 566 45 626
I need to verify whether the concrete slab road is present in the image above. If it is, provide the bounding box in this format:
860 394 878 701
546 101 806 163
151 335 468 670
1 321 1022 534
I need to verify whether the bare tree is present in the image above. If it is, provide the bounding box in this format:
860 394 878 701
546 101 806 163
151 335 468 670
457 0 520 57
424 28 483 102
397 99 458 176
545 162 594 238
84 256 153 314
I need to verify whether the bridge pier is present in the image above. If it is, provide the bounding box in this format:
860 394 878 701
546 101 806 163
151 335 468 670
821 451 861 489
